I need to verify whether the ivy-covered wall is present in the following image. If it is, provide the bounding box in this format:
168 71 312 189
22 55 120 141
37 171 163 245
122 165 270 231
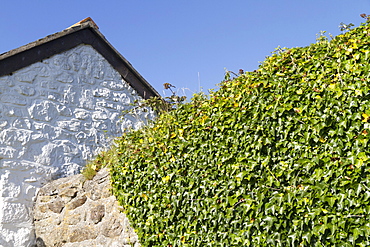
102 20 370 246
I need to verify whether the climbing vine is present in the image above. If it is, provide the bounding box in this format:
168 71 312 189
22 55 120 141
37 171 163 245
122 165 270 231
105 18 370 246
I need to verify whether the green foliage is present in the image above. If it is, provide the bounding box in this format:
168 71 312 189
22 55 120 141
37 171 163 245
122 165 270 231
339 22 355 32
106 21 370 246
81 151 111 179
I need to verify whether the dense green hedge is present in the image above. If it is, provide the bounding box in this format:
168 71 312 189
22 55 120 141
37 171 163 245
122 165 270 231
107 21 370 246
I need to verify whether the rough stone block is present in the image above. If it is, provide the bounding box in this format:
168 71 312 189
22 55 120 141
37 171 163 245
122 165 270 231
90 204 105 224
64 211 82 225
93 88 111 98
92 110 109 120
102 218 123 238
48 198 65 214
16 85 36 96
59 187 78 198
74 109 90 120
40 80 58 89
78 73 96 85
39 195 56 203
96 100 116 109
15 70 36 83
57 120 81 132
69 53 82 72
1 94 27 105
0 146 17 159
45 91 62 102
56 73 74 83
66 195 87 210
57 105 73 117
0 202 30 224
100 81 124 91
61 85 78 104
28 100 57 122
0 129 32 147
69 228 97 243
12 118 32 130
3 105 24 117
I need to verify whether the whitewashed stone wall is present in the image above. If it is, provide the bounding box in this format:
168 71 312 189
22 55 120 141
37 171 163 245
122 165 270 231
0 44 154 247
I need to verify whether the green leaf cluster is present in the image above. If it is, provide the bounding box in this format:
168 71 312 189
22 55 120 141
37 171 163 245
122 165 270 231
107 22 370 246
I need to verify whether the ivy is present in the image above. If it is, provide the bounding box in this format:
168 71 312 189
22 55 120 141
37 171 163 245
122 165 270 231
105 20 370 246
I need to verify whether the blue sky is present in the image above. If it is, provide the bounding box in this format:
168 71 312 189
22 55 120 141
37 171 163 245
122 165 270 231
1 1 370 98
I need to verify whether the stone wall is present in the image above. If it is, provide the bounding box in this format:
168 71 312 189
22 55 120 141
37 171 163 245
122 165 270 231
0 44 154 246
33 168 139 247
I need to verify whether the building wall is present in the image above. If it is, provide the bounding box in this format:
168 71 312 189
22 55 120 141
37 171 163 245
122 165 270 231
0 44 154 247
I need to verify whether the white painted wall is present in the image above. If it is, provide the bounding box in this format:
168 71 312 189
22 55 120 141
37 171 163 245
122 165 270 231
0 44 155 246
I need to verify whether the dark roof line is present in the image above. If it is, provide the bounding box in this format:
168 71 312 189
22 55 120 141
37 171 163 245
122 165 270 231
0 18 160 99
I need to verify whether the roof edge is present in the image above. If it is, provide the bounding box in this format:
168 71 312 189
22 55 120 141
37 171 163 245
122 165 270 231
0 18 160 99
0 20 95 61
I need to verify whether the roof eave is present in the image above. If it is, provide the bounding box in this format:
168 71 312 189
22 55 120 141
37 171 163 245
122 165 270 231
0 20 160 99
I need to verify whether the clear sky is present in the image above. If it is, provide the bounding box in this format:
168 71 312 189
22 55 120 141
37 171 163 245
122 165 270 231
1 0 370 98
